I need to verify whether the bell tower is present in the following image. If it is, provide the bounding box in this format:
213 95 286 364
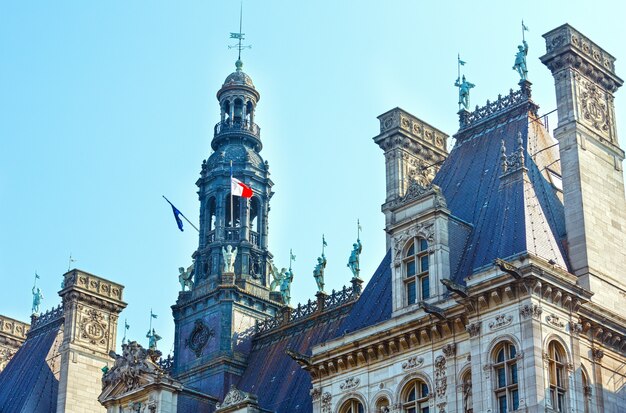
195 58 273 287
171 58 283 400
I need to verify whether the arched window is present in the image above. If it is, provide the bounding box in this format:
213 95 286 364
246 100 254 123
375 397 390 413
234 98 243 122
402 379 429 413
547 341 567 412
207 197 216 232
222 100 231 121
404 238 429 305
339 399 364 413
461 370 473 413
493 342 519 413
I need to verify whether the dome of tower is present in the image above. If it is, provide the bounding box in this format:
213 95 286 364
222 59 255 89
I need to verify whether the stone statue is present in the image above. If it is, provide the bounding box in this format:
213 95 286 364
347 239 363 279
280 268 294 304
313 254 327 292
178 265 194 292
222 245 237 273
269 261 287 292
31 286 44 315
513 40 529 81
146 328 161 351
455 75 475 110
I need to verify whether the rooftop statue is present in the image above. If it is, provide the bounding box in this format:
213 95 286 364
313 254 327 293
280 268 294 305
31 286 44 315
222 245 237 273
513 40 529 81
347 239 362 279
146 328 161 351
178 264 194 292
455 75 475 110
269 262 287 292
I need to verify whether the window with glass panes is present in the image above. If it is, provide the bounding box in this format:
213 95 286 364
403 379 430 413
404 238 430 305
547 341 567 412
375 397 390 413
493 342 519 413
339 399 364 413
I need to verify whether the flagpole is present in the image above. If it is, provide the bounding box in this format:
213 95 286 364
162 195 200 232
522 20 526 42
230 160 234 229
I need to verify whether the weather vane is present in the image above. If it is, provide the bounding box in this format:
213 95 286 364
228 1 251 62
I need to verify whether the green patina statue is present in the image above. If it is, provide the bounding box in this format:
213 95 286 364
455 75 475 110
513 40 529 81
313 254 327 292
31 286 44 315
347 239 362 279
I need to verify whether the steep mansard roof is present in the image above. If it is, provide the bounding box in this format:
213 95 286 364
434 97 568 282
0 316 62 413
234 252 392 413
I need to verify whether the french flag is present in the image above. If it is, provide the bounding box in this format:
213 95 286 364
231 177 253 198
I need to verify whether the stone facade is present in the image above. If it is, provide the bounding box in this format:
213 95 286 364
0 315 29 372
57 269 126 413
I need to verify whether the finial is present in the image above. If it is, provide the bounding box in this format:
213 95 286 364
501 140 508 173
228 1 251 66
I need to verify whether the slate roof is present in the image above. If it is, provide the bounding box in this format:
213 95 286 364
0 318 62 413
433 97 568 282
234 251 391 413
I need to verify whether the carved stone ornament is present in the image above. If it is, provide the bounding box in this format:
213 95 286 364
310 388 321 401
442 343 456 358
321 392 332 413
102 341 164 392
340 377 360 391
580 80 610 134
591 348 604 362
435 355 447 398
216 385 254 410
519 303 542 320
437 402 447 413
570 322 583 336
489 314 513 330
546 313 565 329
185 319 214 358
402 356 424 371
466 322 481 337
79 308 109 346
392 223 435 267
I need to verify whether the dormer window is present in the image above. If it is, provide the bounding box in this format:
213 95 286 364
404 238 430 305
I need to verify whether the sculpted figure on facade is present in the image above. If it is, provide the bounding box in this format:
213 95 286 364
178 265 194 292
280 268 294 305
455 75 475 110
513 40 529 80
31 286 44 315
313 254 327 292
347 239 362 279
222 245 237 273
146 328 161 351
269 261 287 292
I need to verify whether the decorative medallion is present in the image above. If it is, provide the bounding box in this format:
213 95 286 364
580 80 609 134
185 319 214 358
80 309 109 346
402 356 424 371
546 314 565 329
339 377 360 391
489 314 512 330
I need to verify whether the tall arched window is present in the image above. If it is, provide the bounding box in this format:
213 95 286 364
493 342 519 413
547 341 567 412
402 379 429 413
404 238 429 305
207 197 216 232
234 98 243 122
339 399 364 413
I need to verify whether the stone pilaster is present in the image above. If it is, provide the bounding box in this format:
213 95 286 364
56 269 126 413
540 24 626 308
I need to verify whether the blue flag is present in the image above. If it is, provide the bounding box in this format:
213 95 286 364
170 204 184 232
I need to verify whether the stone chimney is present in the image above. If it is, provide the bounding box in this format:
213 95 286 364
540 24 626 308
57 269 126 413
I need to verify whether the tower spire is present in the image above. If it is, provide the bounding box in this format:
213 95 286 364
228 1 251 69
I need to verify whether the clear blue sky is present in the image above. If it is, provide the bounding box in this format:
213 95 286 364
1 1 624 354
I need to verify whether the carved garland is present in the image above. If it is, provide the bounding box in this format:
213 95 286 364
339 377 360 391
489 314 513 331
546 314 566 329
402 356 424 371
434 355 447 398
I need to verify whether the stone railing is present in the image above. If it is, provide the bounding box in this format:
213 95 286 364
255 285 358 334
30 304 63 331
459 83 532 130
214 119 260 139
62 269 125 303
